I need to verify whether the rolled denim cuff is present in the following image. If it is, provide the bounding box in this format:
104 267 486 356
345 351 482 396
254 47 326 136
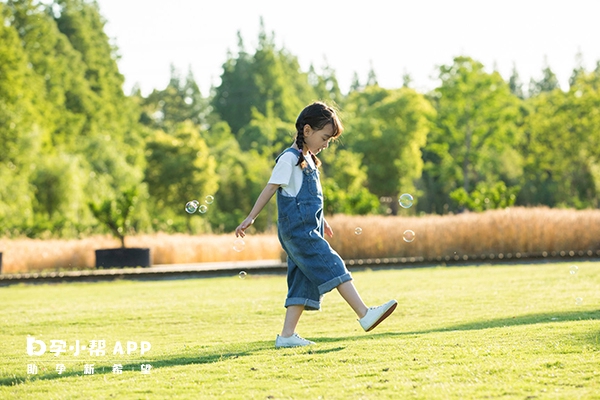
285 297 321 311
318 272 352 295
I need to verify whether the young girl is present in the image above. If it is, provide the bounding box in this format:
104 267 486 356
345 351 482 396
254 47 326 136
235 102 397 348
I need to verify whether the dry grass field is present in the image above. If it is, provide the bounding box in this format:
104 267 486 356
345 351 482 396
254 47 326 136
1 207 599 273
327 206 600 261
0 234 282 274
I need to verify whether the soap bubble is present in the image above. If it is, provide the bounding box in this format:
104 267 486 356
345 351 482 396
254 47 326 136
355 227 363 235
205 195 214 205
185 200 199 214
575 297 583 306
233 238 245 252
399 193 414 209
239 271 247 279
569 265 578 275
403 230 415 243
198 205 208 214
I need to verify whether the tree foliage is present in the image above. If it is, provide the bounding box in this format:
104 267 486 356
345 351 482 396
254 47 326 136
344 86 434 214
423 57 522 214
2 2 600 240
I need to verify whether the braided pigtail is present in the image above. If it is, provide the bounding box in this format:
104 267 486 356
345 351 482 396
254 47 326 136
310 152 321 168
295 128 307 168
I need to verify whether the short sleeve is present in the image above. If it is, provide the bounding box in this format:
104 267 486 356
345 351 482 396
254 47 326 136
268 151 297 187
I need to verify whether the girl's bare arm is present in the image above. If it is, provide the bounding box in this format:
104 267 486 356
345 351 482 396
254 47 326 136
235 183 280 237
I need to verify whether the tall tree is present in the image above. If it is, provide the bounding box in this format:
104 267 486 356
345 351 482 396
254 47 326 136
309 61 343 106
141 65 207 131
366 61 378 87
54 0 144 168
212 32 257 134
350 71 362 92
144 122 219 232
520 69 600 208
528 56 560 97
0 1 43 234
320 148 380 215
7 0 91 151
344 86 434 214
212 20 315 136
508 63 525 99
569 50 585 88
423 56 522 214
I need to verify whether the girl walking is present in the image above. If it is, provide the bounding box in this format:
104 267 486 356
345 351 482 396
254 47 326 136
235 102 397 348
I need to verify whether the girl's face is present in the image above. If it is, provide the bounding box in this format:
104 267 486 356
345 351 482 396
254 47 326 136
303 123 335 154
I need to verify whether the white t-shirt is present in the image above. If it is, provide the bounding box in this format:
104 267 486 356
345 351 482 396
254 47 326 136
268 150 316 197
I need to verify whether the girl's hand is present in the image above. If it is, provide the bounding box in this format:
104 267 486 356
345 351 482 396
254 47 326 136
324 218 334 238
235 217 255 238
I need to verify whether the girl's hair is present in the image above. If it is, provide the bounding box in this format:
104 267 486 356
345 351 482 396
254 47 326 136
295 102 343 168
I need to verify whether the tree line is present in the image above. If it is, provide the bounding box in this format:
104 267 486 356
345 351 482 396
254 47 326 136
1 0 599 239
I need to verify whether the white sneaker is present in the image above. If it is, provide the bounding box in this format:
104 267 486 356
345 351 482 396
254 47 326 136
358 299 398 332
275 333 315 348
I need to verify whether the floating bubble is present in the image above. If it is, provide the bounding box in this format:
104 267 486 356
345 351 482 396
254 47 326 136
205 195 214 205
403 229 416 243
198 204 208 214
569 265 578 275
185 200 199 214
355 227 363 235
399 193 414 209
575 297 583 306
239 271 247 279
233 238 245 252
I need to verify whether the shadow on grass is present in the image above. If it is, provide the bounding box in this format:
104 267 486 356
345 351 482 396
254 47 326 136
316 309 600 343
0 340 274 387
306 346 346 355
4 310 598 387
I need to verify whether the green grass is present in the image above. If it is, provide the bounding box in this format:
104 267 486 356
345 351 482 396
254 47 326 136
1 261 599 399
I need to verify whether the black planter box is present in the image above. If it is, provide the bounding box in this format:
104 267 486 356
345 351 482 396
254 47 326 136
95 248 151 269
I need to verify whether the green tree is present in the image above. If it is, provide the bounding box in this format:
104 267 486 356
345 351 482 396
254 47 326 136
366 62 378 87
344 86 434 214
309 62 343 106
528 56 560 97
55 0 147 231
423 56 522 214
569 50 585 88
30 153 88 234
2 0 147 237
212 32 258 134
144 122 219 232
520 69 600 208
0 2 43 234
508 63 525 99
237 101 295 157
207 122 273 232
89 186 139 248
141 66 207 131
212 20 316 136
350 72 362 92
450 181 518 212
320 149 380 215
402 71 413 88
7 0 92 151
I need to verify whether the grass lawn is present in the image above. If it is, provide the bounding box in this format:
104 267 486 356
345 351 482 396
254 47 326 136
0 261 598 399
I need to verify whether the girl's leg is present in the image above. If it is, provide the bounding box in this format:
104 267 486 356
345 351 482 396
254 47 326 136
337 281 368 318
281 305 305 337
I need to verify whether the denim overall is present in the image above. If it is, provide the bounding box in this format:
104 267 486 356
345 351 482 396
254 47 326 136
276 148 352 311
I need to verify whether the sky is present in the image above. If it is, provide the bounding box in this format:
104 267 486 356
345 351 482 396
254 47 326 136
96 0 600 97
